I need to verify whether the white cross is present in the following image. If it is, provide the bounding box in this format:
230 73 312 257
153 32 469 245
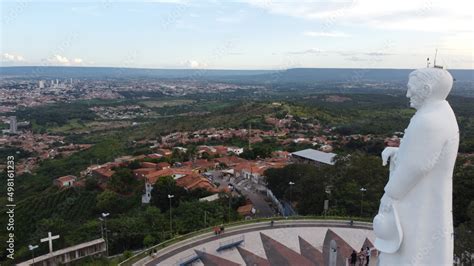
40 232 60 253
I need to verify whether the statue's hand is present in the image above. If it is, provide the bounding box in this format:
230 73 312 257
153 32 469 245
381 147 399 166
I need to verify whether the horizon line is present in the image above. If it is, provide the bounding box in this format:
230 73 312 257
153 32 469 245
1 65 473 71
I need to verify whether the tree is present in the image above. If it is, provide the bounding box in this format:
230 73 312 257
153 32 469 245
150 176 187 212
128 160 141 170
109 168 138 194
143 234 156 248
454 201 474 265
85 176 99 190
330 153 388 217
264 153 388 217
96 190 125 213
173 201 226 234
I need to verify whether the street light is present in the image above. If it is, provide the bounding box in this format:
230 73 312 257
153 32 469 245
288 181 295 216
360 188 367 217
28 244 38 264
324 186 332 218
101 212 110 256
227 185 234 222
99 217 104 239
168 194 174 237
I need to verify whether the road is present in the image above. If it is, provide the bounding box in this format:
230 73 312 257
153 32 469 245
211 171 276 217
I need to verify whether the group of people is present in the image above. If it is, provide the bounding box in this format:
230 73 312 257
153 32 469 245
213 225 225 235
350 247 371 266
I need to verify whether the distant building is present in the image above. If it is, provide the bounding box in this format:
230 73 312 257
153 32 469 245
199 193 220 202
290 148 336 166
17 238 106 266
228 146 244 155
9 116 17 134
39 80 45 89
141 167 219 203
272 150 290 159
237 203 256 218
54 175 77 189
155 148 173 157
142 182 153 204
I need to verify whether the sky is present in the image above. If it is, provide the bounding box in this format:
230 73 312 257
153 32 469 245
1 0 473 69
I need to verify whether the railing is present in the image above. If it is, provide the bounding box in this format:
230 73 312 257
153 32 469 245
216 235 245 252
118 216 372 266
176 249 204 266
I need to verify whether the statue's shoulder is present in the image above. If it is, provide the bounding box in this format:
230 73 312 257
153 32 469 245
410 111 445 132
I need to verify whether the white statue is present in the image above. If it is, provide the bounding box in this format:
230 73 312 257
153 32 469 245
373 67 459 265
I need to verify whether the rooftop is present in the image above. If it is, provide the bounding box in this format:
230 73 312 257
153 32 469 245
18 238 105 266
291 149 336 165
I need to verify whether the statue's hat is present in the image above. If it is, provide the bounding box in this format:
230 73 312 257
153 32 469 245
373 202 403 253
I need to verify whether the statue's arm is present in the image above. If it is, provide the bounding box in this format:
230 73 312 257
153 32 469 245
384 118 445 200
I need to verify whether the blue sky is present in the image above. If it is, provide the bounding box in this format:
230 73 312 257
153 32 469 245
1 0 473 69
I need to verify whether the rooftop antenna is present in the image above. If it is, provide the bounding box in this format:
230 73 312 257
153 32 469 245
433 49 443 69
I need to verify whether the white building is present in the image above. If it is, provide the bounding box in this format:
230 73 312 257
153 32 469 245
17 238 106 265
142 182 153 204
9 116 17 134
228 147 244 155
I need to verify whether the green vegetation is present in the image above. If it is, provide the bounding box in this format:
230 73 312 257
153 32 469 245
16 101 97 132
140 99 195 108
1 91 473 264
265 153 388 217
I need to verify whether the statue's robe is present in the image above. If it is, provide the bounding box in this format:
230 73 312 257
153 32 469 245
380 100 459 265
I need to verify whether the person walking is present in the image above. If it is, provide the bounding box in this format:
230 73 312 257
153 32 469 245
350 250 357 266
358 248 365 266
366 246 371 265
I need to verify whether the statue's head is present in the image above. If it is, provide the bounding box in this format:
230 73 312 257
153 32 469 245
407 68 453 109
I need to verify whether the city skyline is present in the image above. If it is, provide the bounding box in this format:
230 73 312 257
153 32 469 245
1 0 473 70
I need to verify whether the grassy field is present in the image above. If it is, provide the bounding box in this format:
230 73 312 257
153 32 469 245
140 99 195 108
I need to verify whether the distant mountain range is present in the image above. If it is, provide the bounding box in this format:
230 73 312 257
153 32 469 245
1 66 473 82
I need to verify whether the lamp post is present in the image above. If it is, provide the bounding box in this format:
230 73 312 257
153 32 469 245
360 188 367 217
288 181 295 203
228 184 234 222
168 194 174 236
99 217 104 239
324 185 332 218
101 212 110 256
288 181 295 216
28 244 38 264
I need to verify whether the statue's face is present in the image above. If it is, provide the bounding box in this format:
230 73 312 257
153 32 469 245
406 75 428 109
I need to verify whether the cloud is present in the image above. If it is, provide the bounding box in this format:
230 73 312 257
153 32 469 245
346 56 368 62
52 55 69 64
47 55 84 65
245 0 473 33
185 60 207 69
288 48 323 55
364 52 394 56
346 56 383 63
303 31 349 37
1 53 25 62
